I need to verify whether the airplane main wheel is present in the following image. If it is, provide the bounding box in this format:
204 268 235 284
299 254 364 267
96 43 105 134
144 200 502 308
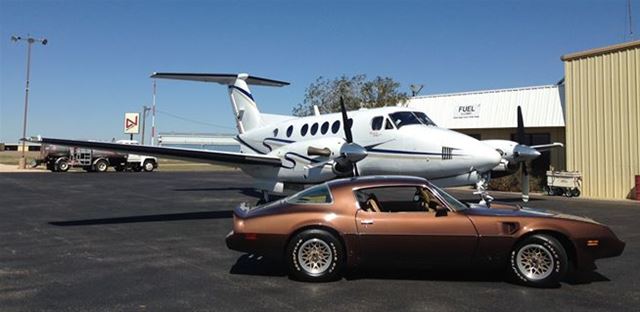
287 229 344 282
509 234 568 288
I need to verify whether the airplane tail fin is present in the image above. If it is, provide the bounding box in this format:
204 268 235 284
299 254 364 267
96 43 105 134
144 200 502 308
150 72 289 133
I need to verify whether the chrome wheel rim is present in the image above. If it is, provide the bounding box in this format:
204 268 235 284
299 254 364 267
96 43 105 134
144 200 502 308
297 238 332 275
98 163 106 170
145 162 153 171
516 244 554 280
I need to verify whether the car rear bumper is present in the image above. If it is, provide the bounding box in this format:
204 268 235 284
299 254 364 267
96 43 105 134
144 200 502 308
225 230 287 259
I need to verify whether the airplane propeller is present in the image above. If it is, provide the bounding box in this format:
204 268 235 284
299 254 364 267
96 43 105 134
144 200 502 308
515 106 539 202
306 97 367 176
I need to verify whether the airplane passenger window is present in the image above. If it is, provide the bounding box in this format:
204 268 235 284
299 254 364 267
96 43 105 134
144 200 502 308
273 128 279 137
301 124 309 136
287 125 293 137
311 123 319 135
321 122 329 134
371 116 383 131
331 121 341 133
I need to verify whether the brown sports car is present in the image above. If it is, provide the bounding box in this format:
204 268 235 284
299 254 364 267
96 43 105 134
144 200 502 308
226 176 624 287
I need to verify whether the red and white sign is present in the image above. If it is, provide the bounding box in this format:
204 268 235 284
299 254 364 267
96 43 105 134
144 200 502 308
124 113 140 134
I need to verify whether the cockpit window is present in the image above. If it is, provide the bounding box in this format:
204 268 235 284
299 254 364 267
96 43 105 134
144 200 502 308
389 111 436 128
414 111 437 126
287 183 333 204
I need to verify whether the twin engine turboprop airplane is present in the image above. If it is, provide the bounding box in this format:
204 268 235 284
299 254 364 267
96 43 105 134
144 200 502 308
29 73 502 201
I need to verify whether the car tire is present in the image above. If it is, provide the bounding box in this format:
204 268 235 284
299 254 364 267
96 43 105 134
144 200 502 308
509 234 568 288
143 160 155 172
94 159 109 172
286 229 344 282
56 158 70 172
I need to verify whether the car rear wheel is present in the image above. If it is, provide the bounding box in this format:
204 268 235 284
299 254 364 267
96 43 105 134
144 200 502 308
287 229 343 282
509 234 568 287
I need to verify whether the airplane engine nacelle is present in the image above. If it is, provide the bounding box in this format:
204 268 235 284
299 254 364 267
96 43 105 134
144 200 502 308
269 137 347 183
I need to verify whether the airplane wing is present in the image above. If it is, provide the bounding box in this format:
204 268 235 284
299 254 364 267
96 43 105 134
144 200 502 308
150 73 290 87
530 142 564 152
28 137 282 167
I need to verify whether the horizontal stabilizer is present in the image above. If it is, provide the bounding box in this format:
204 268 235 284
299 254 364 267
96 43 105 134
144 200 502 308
150 73 290 87
26 137 282 167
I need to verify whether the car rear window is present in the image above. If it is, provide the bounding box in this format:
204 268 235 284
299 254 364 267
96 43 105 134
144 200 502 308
287 184 333 204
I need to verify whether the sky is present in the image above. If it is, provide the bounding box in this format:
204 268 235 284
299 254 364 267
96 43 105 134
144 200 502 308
1 0 638 142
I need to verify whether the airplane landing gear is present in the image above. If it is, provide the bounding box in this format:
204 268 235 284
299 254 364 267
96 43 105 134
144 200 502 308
473 173 494 207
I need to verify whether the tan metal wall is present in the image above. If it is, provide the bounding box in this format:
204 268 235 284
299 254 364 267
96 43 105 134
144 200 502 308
563 42 640 199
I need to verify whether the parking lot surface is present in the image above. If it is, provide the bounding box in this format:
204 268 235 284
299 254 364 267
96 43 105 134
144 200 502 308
1 171 638 311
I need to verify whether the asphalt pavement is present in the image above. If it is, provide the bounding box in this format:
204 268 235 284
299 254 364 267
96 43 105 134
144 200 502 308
0 171 638 311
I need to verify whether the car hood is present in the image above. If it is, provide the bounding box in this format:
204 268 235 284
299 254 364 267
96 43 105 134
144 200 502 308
464 203 599 224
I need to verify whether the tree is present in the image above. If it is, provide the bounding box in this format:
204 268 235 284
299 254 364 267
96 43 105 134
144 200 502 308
292 75 409 116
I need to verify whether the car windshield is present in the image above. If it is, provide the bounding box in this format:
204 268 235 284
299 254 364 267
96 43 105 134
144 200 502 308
428 184 469 211
389 111 436 128
286 183 333 204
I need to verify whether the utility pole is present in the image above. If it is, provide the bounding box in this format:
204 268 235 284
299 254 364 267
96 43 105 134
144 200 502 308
141 106 151 145
11 35 47 169
151 80 157 146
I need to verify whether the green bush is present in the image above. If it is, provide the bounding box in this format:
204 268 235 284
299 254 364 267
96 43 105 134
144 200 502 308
488 173 545 193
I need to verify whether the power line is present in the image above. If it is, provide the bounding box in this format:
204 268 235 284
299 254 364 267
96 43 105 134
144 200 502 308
156 109 235 130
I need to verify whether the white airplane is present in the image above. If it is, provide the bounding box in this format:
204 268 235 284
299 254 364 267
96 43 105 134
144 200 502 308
30 73 503 201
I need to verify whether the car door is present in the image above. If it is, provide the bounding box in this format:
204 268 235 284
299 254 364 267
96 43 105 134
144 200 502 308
355 187 478 266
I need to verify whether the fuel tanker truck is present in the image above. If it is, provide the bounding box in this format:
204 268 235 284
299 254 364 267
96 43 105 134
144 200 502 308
34 142 158 173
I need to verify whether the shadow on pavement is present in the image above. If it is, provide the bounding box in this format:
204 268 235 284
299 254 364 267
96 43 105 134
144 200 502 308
229 254 287 277
49 210 233 226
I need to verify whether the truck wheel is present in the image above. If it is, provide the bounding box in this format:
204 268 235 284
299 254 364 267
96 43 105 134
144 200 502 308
143 160 155 172
56 158 70 172
94 159 109 172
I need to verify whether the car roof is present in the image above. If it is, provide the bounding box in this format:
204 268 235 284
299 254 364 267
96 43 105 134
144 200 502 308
327 175 430 190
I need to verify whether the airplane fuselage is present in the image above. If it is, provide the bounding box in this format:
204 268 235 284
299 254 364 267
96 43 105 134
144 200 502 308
236 106 501 190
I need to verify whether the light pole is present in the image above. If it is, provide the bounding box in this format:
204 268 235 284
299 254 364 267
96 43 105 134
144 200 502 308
141 105 151 145
11 35 47 169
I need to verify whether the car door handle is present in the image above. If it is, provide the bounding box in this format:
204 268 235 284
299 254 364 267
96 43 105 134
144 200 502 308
360 219 374 225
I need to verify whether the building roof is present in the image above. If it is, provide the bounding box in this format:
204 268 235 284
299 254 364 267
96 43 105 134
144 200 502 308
406 85 565 130
561 40 640 61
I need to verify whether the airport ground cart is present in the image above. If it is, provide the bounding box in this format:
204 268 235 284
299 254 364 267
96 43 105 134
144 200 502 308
544 170 582 197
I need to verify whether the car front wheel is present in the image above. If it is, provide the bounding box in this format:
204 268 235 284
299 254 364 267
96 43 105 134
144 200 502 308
286 229 343 282
510 234 568 288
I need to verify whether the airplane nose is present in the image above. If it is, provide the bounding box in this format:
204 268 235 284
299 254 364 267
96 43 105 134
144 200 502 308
471 143 502 172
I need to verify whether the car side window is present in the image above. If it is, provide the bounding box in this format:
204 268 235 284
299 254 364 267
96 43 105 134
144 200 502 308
287 184 333 204
355 186 441 213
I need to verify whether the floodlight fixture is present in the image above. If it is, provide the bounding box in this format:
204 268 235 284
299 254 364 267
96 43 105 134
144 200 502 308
410 84 424 97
